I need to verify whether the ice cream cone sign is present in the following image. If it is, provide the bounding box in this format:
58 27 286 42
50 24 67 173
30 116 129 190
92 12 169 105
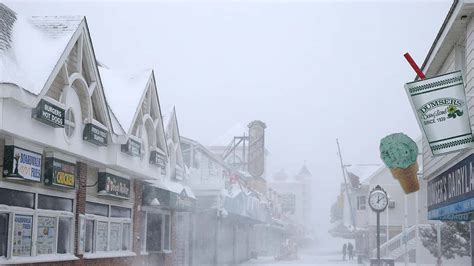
380 133 420 194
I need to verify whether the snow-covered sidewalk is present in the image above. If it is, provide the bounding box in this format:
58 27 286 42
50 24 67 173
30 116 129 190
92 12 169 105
239 250 359 266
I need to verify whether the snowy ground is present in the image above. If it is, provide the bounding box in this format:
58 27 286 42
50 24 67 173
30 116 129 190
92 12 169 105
239 249 359 266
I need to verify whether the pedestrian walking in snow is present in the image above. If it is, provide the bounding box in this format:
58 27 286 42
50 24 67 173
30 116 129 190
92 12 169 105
347 242 354 260
342 243 347 261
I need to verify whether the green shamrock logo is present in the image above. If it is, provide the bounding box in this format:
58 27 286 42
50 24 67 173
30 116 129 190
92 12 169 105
447 104 463 119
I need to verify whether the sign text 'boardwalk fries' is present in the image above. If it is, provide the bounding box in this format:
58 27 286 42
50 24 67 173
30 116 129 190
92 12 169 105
405 71 473 156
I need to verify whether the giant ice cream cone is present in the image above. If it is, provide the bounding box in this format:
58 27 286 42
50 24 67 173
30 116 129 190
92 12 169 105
389 162 419 194
380 133 419 194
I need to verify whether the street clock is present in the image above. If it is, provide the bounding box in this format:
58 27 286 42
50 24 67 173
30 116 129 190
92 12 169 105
369 185 388 212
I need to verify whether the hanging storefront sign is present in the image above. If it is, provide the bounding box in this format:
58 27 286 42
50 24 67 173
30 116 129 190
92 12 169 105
98 172 130 199
83 123 108 146
44 157 76 188
3 145 42 182
248 120 266 177
32 99 65 128
150 150 167 175
405 71 473 156
427 153 474 220
143 185 195 211
121 138 141 157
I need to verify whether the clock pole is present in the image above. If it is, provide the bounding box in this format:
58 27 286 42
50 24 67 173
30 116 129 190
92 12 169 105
369 185 388 266
377 210 381 265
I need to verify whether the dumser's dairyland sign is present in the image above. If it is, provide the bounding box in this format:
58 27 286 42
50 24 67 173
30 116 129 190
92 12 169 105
427 153 474 220
405 71 473 156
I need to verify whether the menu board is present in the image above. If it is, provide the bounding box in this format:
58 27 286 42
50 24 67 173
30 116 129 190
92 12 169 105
12 215 33 256
96 221 108 251
109 223 121 251
36 216 56 254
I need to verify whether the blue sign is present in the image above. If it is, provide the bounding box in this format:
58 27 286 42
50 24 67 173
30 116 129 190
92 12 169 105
427 153 474 220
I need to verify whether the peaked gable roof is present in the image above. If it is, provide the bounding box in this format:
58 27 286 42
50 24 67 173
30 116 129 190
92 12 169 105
99 66 152 134
165 107 185 167
0 4 83 95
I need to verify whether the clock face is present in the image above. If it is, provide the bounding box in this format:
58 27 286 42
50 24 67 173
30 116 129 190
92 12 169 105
369 190 388 211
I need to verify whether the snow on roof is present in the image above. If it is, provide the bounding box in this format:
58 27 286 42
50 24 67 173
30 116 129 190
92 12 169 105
99 66 151 133
161 105 174 134
0 5 82 95
345 165 380 183
108 105 126 136
209 122 247 146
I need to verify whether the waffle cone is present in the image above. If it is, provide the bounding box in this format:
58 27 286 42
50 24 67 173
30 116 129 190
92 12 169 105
389 162 419 194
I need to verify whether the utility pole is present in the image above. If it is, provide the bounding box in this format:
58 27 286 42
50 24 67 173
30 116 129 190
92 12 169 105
336 139 356 229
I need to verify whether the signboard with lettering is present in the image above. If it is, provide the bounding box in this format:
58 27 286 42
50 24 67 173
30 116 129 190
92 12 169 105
150 151 167 175
83 123 108 146
32 99 65 128
3 146 42 182
44 158 76 188
121 138 141 157
98 172 130 199
405 71 473 156
143 185 195 211
248 120 266 178
428 153 474 220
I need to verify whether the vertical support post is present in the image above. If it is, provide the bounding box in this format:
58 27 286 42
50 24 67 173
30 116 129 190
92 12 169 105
377 212 381 266
404 194 408 266
470 222 474 266
437 222 442 266
386 200 389 243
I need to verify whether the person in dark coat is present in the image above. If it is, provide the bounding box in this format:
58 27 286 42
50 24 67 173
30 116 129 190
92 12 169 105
348 242 354 260
342 243 347 261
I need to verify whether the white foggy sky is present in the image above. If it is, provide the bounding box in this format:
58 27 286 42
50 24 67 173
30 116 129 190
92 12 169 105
6 0 452 233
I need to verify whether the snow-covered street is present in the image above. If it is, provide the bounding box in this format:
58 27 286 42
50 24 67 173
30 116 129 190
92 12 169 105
240 249 359 266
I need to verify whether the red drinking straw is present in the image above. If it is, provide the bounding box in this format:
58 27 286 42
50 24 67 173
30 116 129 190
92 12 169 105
404 52 426 80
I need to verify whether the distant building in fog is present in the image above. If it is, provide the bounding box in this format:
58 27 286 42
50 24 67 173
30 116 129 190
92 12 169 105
268 165 313 230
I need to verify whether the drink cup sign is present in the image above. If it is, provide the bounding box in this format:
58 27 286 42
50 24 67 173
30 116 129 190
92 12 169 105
403 53 473 156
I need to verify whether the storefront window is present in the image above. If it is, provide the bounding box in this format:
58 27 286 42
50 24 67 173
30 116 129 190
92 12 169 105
143 210 171 253
57 217 72 254
0 214 8 257
109 222 121 251
111 206 131 218
0 188 74 260
122 223 131 251
0 188 34 209
86 202 109 217
96 221 108 252
146 212 162 252
12 214 33 257
38 194 73 212
85 219 94 253
36 216 57 255
84 202 132 254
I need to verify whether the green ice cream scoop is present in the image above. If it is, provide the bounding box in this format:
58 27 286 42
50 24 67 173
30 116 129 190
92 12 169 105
380 133 418 169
